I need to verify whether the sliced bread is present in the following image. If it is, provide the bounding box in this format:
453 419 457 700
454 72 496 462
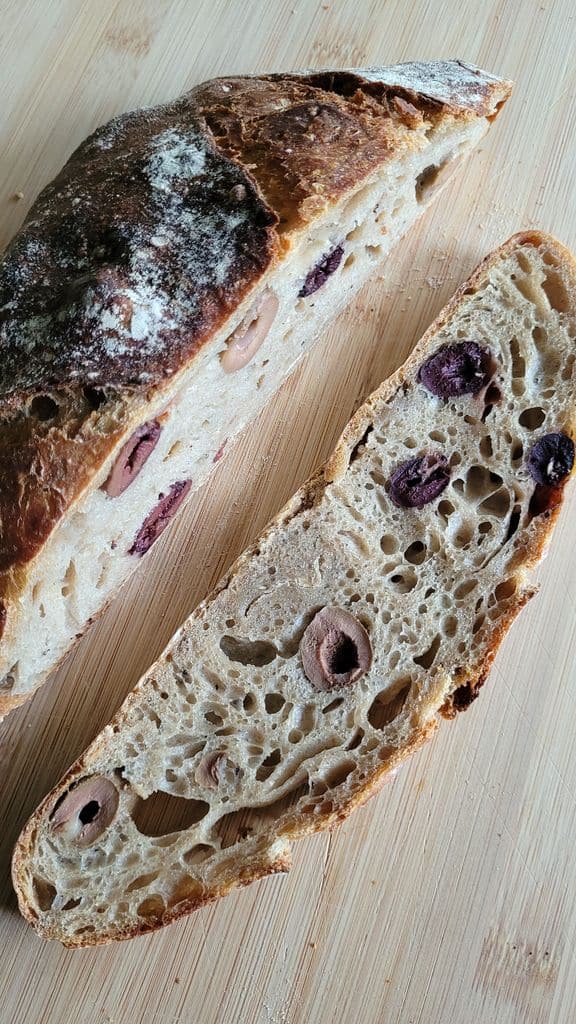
0 62 511 714
14 230 576 947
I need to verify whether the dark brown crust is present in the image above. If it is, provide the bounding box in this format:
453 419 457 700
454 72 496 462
0 109 278 404
13 230 576 947
0 391 127 577
0 62 510 404
0 62 511 590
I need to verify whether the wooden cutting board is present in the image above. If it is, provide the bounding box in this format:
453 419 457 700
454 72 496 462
1 1 576 1021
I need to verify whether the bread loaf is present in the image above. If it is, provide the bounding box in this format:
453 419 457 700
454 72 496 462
13 231 576 946
0 61 511 715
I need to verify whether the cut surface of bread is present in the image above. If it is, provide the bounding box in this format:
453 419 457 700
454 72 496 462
13 231 576 947
0 61 511 714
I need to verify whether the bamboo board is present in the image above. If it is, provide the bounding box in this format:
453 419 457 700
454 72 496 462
1 1 576 1021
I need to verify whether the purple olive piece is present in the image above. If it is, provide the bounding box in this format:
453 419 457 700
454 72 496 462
418 342 492 399
129 480 192 556
300 607 373 691
298 244 344 298
104 420 162 498
389 452 450 509
527 432 574 486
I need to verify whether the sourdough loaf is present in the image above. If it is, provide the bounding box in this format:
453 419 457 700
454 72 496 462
0 61 511 714
13 231 576 946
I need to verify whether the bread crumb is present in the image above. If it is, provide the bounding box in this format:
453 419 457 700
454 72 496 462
309 941 317 949
12 191 24 201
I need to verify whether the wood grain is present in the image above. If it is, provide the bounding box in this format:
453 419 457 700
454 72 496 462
1 1 576 1021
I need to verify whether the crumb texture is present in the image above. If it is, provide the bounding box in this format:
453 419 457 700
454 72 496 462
13 233 576 946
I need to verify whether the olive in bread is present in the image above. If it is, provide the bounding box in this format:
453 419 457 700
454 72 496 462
13 231 576 946
0 61 511 715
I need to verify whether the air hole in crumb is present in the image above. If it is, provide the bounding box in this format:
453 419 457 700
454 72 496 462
368 683 410 729
511 440 524 463
510 335 526 384
542 269 570 312
454 579 478 600
465 465 502 501
415 163 442 202
478 489 510 518
33 878 56 911
429 429 447 443
183 844 214 865
495 578 517 601
164 440 183 461
437 499 455 519
204 710 223 726
323 697 344 715
255 748 282 781
137 896 165 919
481 383 502 421
346 729 364 751
132 792 209 837
389 569 417 593
479 436 493 459
325 760 355 788
473 614 486 635
60 897 82 911
413 634 441 669
505 505 522 542
380 534 398 554
243 693 257 714
61 559 77 598
264 693 285 714
442 616 458 637
219 635 277 666
519 407 545 430
126 872 161 892
453 521 474 549
404 540 427 564
215 785 308 848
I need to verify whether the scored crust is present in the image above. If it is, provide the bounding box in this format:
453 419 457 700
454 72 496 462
12 230 576 946
0 63 510 615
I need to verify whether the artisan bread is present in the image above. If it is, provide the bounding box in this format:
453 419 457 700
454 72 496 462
13 231 576 947
0 61 511 714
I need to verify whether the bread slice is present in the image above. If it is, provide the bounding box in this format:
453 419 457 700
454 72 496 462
13 231 576 946
0 61 511 715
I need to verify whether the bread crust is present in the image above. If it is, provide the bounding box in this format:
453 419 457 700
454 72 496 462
0 63 511 613
13 230 576 946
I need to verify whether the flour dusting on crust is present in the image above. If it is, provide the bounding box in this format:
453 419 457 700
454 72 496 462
0 62 510 404
0 103 278 402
